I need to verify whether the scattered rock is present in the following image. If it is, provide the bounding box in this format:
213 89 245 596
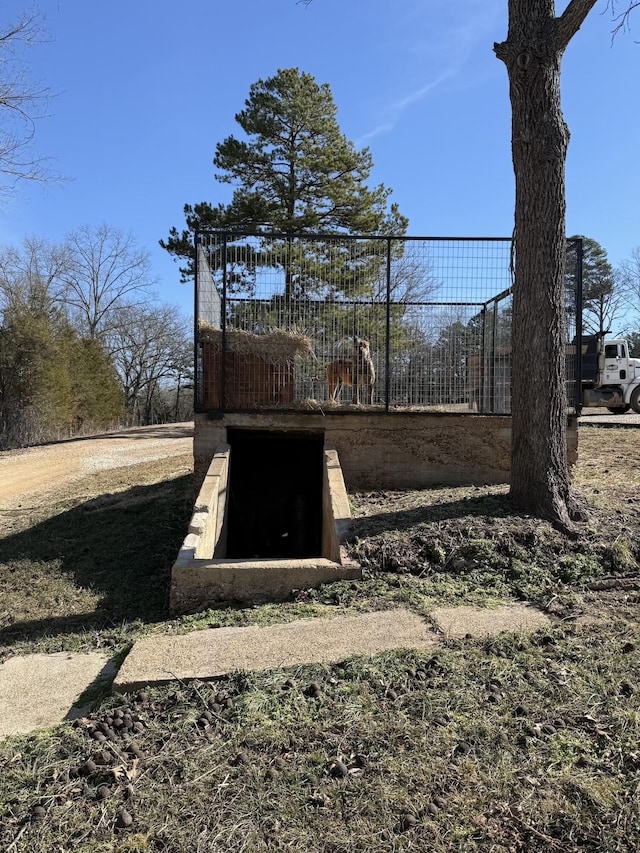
328 759 349 779
115 809 133 830
354 753 369 768
399 812 418 831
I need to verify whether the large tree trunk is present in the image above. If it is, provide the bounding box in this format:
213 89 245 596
494 0 595 530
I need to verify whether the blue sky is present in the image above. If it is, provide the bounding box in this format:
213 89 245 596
1 0 639 321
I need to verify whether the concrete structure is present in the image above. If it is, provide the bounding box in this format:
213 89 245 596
176 411 578 613
114 609 437 692
0 651 115 740
114 604 550 694
193 411 579 492
1 604 551 738
170 440 361 614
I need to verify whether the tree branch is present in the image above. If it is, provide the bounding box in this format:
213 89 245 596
556 0 599 51
607 1 640 37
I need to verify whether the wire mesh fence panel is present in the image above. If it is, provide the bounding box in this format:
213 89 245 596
194 232 582 414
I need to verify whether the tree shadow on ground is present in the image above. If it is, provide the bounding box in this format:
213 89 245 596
349 491 521 539
0 475 193 646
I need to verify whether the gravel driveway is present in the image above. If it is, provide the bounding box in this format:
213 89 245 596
579 409 640 427
0 423 193 510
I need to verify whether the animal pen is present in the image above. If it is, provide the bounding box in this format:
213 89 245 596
173 232 583 611
194 232 583 416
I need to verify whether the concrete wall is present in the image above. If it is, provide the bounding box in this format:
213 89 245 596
170 440 361 614
193 412 578 494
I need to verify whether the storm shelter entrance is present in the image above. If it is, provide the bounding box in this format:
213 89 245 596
226 430 324 559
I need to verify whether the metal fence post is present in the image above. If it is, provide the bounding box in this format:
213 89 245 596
385 238 392 413
221 236 228 413
194 233 201 410
573 238 584 415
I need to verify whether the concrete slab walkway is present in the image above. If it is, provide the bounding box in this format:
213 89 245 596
0 651 114 740
431 603 550 639
113 609 437 692
1 603 551 740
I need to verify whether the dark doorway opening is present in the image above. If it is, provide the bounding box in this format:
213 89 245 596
226 430 324 559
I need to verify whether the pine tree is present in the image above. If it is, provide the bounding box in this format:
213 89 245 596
161 67 407 286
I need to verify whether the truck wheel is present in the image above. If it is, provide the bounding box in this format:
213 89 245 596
631 386 640 415
607 405 631 414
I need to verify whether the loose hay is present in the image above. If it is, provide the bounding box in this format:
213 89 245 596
198 323 313 364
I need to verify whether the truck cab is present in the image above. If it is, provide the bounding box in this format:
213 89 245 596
580 335 640 414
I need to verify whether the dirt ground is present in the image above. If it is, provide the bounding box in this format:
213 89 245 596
0 423 194 511
0 416 636 513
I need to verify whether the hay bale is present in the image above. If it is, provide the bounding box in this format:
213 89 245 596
199 323 313 408
198 323 312 364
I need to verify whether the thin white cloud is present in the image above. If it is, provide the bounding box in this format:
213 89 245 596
392 71 454 112
359 71 453 143
359 0 504 142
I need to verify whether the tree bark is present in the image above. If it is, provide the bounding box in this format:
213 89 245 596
494 0 596 529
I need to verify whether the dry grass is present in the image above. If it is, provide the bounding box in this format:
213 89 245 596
1 424 640 851
2 629 640 851
198 323 313 363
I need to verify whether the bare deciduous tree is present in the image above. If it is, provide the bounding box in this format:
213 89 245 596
0 237 70 315
493 0 639 530
0 9 58 196
619 247 640 303
103 303 192 425
63 224 158 339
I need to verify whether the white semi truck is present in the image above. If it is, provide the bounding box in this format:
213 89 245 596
575 334 640 414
